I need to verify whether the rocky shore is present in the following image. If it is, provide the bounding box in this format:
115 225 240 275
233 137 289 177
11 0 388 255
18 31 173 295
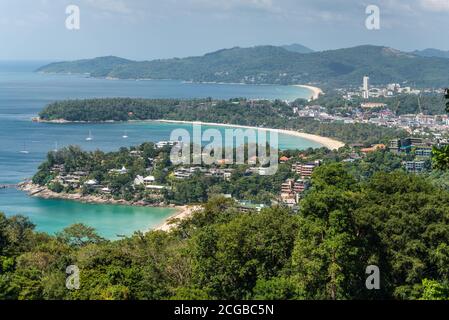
18 181 173 208
18 182 202 233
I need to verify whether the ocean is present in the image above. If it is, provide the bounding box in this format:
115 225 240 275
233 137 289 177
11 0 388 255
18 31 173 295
0 61 319 239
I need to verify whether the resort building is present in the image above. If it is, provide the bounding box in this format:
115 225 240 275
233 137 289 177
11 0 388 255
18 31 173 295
404 161 427 174
292 160 321 178
389 137 426 154
415 146 433 158
280 178 310 206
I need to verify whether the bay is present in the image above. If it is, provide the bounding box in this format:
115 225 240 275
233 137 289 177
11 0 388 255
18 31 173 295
0 61 319 239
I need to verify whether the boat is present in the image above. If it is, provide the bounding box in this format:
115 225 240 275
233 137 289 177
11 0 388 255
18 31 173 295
20 142 29 154
122 130 128 139
86 130 93 141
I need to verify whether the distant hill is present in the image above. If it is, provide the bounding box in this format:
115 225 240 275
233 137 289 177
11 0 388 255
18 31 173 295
412 48 449 59
37 45 449 87
281 43 314 54
37 56 132 77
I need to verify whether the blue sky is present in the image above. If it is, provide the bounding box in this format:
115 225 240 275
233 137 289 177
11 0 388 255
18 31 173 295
1 0 449 60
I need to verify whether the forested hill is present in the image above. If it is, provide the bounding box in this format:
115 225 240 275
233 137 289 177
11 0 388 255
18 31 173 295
37 45 449 87
38 98 407 145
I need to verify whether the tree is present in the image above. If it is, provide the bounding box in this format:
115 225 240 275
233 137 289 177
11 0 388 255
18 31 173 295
56 224 105 247
420 279 449 300
432 145 449 170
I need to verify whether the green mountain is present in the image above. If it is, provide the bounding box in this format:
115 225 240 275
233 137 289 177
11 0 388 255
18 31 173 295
281 43 314 54
37 45 449 87
412 48 449 59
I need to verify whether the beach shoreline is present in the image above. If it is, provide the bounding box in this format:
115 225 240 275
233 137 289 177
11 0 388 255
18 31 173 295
155 119 345 150
154 205 202 232
32 116 344 150
294 84 323 101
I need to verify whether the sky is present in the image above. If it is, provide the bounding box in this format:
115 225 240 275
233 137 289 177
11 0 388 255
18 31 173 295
1 0 449 61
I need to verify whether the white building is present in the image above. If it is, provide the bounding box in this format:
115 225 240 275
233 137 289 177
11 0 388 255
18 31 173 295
109 166 128 175
362 76 370 99
363 76 369 91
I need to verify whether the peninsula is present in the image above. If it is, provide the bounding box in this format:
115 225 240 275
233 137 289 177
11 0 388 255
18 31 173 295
35 97 405 145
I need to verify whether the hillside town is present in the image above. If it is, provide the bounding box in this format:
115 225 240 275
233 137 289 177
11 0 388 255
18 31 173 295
295 77 449 141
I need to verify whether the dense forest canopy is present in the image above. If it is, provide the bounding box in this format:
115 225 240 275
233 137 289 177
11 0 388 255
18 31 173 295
1 162 449 300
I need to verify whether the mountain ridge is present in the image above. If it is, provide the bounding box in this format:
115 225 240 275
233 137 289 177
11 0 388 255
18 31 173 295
412 48 449 59
37 45 449 87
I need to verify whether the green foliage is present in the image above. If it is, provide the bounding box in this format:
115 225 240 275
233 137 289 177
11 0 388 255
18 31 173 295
188 206 298 299
56 224 105 247
48 181 64 193
432 145 449 170
420 279 449 300
2 159 449 300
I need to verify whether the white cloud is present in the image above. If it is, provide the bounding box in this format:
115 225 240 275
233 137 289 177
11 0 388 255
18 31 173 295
187 0 275 12
420 0 449 11
83 0 133 14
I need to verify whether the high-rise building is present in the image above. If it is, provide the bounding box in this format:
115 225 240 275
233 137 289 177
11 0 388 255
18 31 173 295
362 76 370 99
363 76 369 91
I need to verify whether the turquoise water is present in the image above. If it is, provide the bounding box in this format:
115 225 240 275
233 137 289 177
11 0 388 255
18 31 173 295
0 189 174 239
0 61 318 239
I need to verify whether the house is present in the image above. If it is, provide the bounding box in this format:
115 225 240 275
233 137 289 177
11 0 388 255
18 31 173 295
249 167 272 176
109 166 128 175
279 156 290 164
145 185 167 191
72 171 88 177
134 175 145 186
223 171 232 181
361 144 386 154
84 179 99 187
236 200 267 213
144 175 156 185
50 164 65 173
156 141 178 149
100 187 111 194
174 169 193 180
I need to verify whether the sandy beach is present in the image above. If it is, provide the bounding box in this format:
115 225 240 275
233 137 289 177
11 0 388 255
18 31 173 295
155 205 202 232
294 84 323 101
156 120 345 150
